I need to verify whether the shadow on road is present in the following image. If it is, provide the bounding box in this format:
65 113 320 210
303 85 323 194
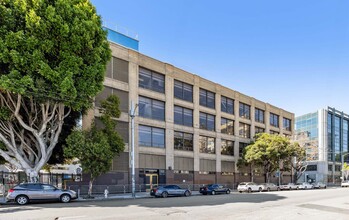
1 193 286 212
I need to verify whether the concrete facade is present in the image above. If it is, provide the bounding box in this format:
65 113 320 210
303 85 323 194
82 41 294 187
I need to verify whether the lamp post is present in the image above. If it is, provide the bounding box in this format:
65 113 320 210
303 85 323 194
341 152 349 182
130 101 138 198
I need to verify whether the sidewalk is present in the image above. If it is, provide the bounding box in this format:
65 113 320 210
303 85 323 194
0 191 202 204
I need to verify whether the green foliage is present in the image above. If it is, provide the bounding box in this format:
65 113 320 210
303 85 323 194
0 0 111 110
64 95 124 180
243 133 304 182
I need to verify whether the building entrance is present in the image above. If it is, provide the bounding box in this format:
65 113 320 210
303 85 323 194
145 174 158 191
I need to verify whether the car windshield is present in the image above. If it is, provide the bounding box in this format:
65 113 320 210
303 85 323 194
239 182 247 185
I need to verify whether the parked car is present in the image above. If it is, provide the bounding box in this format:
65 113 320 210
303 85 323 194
237 182 262 193
259 183 280 192
6 183 77 205
150 185 191 198
199 184 231 195
313 182 327 189
297 182 314 190
280 183 298 190
341 181 349 187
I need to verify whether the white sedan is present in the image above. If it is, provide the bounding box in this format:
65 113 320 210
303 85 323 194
341 181 349 187
297 182 314 190
237 182 262 193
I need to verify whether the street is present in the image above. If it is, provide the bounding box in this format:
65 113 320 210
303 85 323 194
1 188 349 220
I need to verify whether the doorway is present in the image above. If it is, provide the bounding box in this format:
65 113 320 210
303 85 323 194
145 174 158 191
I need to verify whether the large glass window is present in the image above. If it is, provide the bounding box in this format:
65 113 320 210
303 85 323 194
139 67 165 93
255 108 264 123
239 143 249 157
239 103 250 119
283 117 292 131
200 112 215 131
239 122 251 138
221 96 234 114
221 118 234 135
138 96 165 121
200 89 215 109
255 127 265 135
199 136 215 154
270 113 279 127
174 132 193 151
174 106 193 127
139 125 165 148
221 140 234 156
174 80 193 102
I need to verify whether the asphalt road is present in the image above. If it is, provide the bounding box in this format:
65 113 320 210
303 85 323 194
1 188 349 220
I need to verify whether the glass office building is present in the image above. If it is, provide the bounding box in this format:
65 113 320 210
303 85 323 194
295 107 349 184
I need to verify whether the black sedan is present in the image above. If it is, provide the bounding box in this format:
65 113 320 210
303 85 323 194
199 184 231 195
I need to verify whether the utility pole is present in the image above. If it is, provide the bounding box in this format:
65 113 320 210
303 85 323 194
130 101 138 198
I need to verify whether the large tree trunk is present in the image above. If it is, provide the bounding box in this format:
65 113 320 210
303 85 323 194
0 93 70 176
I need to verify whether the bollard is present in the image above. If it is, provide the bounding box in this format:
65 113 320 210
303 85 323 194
123 185 126 194
78 189 80 198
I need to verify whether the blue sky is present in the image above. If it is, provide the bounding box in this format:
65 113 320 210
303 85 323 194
91 0 349 116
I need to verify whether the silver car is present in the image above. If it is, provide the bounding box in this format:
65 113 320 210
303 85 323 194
150 185 191 198
260 183 280 192
6 183 77 205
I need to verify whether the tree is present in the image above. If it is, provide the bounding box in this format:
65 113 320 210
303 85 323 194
342 163 349 181
0 0 111 180
243 133 302 183
64 95 124 197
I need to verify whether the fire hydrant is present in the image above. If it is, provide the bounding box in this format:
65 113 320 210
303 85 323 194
104 188 109 198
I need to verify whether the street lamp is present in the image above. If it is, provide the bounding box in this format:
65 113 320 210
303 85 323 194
130 101 138 198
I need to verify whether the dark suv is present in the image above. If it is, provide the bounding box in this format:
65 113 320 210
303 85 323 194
6 183 77 205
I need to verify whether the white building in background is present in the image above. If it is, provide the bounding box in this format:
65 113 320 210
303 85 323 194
295 107 349 184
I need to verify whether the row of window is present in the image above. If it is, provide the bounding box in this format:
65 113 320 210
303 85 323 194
139 125 277 158
139 96 291 132
138 67 292 130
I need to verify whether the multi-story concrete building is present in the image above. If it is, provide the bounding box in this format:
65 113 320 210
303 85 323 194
83 28 294 188
295 107 349 184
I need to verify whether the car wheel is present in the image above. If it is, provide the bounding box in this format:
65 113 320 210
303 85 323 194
324 186 327 189
248 188 252 193
184 191 190 197
211 190 216 195
226 190 230 194
259 187 262 192
267 188 270 192
60 194 71 203
15 195 29 205
239 191 242 193
203 192 207 195
162 192 168 198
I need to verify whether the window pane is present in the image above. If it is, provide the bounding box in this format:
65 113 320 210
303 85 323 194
199 89 206 106
152 100 165 121
221 97 227 113
174 131 184 149
199 136 207 153
207 91 215 109
184 133 193 151
174 106 183 125
207 137 215 154
139 125 152 146
152 72 165 93
200 112 207 130
138 97 151 118
227 99 234 114
174 81 183 99
183 108 193 127
221 118 227 134
139 68 151 89
152 128 165 148
183 83 193 102
207 114 215 131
